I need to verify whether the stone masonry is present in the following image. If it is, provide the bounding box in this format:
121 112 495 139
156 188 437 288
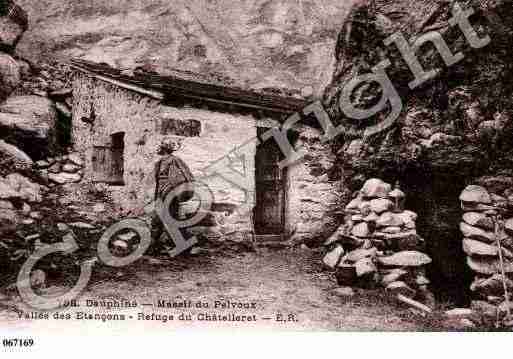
459 181 513 322
323 178 434 305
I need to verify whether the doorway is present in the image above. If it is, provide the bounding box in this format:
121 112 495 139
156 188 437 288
254 127 288 241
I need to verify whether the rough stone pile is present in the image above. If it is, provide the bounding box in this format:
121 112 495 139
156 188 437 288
0 171 44 232
35 152 84 185
459 183 513 321
324 178 433 304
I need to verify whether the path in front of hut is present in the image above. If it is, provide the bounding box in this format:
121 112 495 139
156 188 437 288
0 247 434 333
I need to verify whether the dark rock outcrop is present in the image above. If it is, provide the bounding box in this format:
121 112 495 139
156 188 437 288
0 95 58 159
0 139 32 176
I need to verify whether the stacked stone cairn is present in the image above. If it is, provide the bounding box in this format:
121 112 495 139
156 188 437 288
459 184 513 322
323 178 433 305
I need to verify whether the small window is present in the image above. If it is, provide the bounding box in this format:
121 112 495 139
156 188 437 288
92 132 125 185
193 44 207 58
161 118 201 137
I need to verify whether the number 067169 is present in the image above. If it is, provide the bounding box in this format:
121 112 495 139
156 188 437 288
2 338 35 348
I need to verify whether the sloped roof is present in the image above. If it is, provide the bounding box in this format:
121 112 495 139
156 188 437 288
70 59 308 114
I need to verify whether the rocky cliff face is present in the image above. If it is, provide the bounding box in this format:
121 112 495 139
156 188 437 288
0 1 91 285
15 0 353 97
323 0 513 304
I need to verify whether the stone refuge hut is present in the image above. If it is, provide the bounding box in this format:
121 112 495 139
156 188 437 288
69 59 343 243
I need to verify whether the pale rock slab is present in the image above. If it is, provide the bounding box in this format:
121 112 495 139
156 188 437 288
361 178 392 199
355 258 377 277
460 185 492 204
467 257 513 275
386 281 416 297
342 247 378 264
463 212 494 231
323 245 345 269
369 198 394 214
378 251 432 267
351 222 370 238
460 222 495 243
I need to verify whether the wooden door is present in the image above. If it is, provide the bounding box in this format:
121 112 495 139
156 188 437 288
254 128 287 237
110 132 125 185
92 146 112 183
91 132 125 185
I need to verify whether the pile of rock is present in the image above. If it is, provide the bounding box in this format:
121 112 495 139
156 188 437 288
0 171 45 234
324 178 433 304
459 183 513 321
0 153 84 238
35 153 84 185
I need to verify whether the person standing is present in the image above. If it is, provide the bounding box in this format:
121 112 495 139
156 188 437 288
147 139 194 250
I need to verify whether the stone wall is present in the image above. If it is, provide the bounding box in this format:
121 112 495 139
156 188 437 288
323 178 434 305
459 180 513 322
72 74 160 210
72 74 341 242
72 74 257 237
287 125 343 243
156 104 258 240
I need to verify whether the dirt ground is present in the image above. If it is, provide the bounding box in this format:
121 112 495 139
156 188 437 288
0 245 459 333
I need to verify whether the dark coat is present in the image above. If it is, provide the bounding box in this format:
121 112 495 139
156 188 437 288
155 155 195 202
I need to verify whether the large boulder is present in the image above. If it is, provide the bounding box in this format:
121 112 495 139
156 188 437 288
0 95 58 159
2 173 42 202
0 52 20 101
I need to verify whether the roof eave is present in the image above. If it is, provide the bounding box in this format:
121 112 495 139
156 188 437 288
70 60 307 115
